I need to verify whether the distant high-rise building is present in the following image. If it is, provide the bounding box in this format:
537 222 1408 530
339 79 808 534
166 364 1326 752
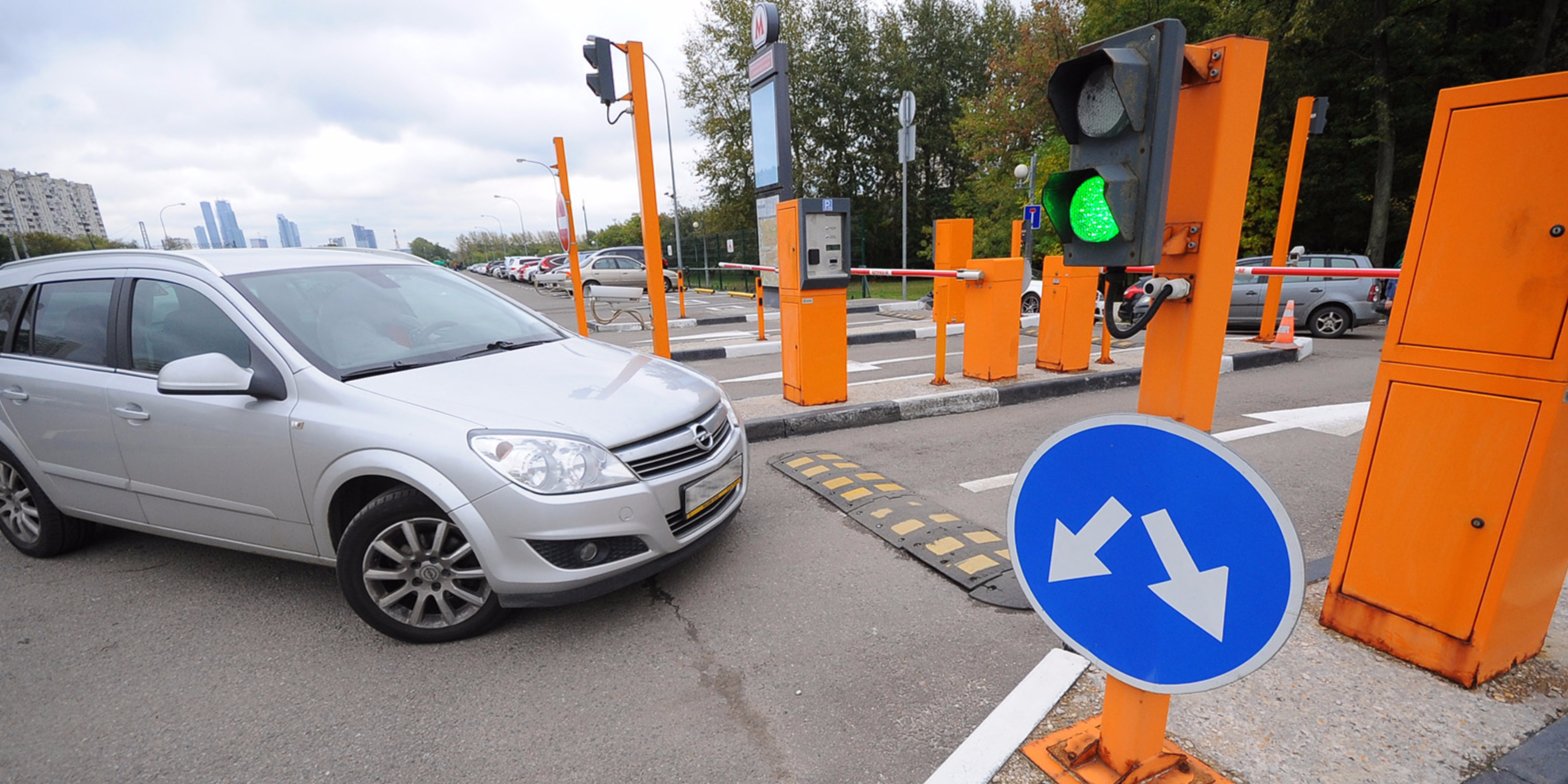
351 223 377 249
326 237 346 247
194 226 212 249
249 238 268 248
200 202 221 249
214 200 245 248
275 214 302 248
1 169 106 238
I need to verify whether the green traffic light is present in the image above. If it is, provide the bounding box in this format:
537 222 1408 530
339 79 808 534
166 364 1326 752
1070 176 1119 242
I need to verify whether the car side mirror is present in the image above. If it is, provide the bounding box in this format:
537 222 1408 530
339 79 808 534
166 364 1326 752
157 352 286 401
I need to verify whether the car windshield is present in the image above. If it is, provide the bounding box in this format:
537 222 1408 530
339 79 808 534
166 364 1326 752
231 264 564 380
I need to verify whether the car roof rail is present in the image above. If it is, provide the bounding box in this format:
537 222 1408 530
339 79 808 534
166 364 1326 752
312 247 424 262
0 248 222 276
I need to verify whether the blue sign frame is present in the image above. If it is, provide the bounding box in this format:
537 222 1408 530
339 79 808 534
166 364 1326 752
1007 414 1304 694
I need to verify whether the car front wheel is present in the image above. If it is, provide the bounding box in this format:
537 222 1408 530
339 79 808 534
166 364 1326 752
1306 304 1352 338
337 488 504 643
1021 292 1040 314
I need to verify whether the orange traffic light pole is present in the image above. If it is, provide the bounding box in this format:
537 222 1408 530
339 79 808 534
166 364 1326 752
553 137 589 337
621 40 672 359
1024 35 1269 784
1256 96 1317 342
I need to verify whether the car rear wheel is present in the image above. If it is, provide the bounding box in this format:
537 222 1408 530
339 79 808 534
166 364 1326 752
0 446 92 558
337 487 504 643
1021 292 1040 314
1306 304 1352 338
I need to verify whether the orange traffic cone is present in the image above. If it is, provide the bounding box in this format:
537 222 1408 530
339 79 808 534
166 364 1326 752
1274 299 1297 345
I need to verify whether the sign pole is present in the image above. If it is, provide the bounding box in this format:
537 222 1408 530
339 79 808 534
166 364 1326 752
898 90 915 301
554 136 589 337
625 40 672 359
1017 35 1273 784
1256 96 1318 342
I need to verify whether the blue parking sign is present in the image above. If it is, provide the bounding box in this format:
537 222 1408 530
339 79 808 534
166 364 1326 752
1023 204 1042 230
1008 414 1303 694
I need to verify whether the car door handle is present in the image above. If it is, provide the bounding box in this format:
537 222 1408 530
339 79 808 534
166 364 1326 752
1244 291 1259 296
113 404 150 421
1 386 27 401
1309 287 1324 293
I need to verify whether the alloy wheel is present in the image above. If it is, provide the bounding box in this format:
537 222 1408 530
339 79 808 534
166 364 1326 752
0 461 40 545
361 517 492 629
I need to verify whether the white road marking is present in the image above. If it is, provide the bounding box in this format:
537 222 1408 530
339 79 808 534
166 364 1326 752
923 649 1089 784
959 473 1017 493
721 360 881 384
1213 401 1370 443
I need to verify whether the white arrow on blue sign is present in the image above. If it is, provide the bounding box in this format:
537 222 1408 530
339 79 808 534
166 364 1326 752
1008 414 1304 694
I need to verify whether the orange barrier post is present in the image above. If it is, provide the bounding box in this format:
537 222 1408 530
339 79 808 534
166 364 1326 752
1320 71 1568 688
1036 254 1096 373
1010 219 1023 257
1257 96 1318 342
931 220 973 384
624 41 671 358
1273 299 1296 345
963 258 1024 381
1023 34 1268 784
1096 305 1115 365
553 137 589 337
756 275 766 341
678 270 686 319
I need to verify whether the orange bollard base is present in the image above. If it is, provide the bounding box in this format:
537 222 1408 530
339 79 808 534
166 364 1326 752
1022 717 1232 784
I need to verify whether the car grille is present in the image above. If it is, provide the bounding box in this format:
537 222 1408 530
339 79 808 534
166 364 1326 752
665 479 740 538
617 407 732 480
528 536 649 570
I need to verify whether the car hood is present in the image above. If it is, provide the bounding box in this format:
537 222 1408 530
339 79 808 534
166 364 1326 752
349 338 722 448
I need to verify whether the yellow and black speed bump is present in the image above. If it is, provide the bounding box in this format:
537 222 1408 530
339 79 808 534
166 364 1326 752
771 451 1029 610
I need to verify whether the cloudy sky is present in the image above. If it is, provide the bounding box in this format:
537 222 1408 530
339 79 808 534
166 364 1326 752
1 0 718 250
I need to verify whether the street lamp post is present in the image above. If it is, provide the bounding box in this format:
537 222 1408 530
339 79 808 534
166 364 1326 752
159 202 186 249
480 214 505 252
1014 151 1037 280
493 195 526 239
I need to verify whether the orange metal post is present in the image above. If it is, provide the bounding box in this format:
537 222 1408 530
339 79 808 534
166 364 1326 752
756 276 766 341
931 220 973 384
678 271 686 319
1036 254 1097 373
553 137 589 336
962 257 1024 381
1011 219 1024 257
1256 96 1316 342
624 41 671 359
1320 71 1568 687
1024 36 1268 784
776 199 847 405
1097 303 1115 365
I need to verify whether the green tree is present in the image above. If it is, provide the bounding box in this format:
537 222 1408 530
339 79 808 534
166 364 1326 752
408 237 453 262
1 231 136 263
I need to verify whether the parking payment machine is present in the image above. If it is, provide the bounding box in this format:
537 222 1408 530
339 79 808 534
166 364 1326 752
778 198 850 405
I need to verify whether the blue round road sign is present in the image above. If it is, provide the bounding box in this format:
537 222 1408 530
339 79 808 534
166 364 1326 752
1008 414 1303 694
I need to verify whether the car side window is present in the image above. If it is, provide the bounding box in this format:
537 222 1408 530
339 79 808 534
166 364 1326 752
1311 257 1357 282
0 286 24 351
129 280 251 373
26 279 115 366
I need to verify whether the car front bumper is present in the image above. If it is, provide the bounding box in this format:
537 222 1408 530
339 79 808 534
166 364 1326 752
453 425 748 607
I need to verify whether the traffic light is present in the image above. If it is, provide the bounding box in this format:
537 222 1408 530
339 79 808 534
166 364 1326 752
583 36 617 105
1042 19 1186 267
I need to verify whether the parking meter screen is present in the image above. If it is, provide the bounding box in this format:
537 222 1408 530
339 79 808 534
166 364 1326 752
750 79 780 190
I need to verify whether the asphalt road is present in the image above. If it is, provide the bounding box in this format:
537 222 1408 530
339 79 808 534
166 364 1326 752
0 279 1386 783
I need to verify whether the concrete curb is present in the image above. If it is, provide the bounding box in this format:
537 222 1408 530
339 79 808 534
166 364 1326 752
742 344 1302 442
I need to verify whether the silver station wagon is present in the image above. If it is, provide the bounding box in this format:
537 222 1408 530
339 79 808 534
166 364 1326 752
0 248 746 642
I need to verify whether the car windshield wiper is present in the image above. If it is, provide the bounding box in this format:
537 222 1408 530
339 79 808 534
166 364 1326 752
339 359 440 381
458 337 561 359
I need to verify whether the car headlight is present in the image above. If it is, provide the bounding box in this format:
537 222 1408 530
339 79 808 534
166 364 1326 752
469 433 635 494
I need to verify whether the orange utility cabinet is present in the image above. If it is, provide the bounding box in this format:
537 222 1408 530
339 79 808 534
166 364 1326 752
777 198 851 406
1320 72 1568 687
961 257 1024 381
1036 254 1097 373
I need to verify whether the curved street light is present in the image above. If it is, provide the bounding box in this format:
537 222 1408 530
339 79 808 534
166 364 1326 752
158 202 186 248
641 51 684 270
492 195 525 235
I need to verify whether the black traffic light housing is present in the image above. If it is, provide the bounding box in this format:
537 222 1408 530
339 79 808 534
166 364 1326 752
1042 19 1186 267
583 36 617 105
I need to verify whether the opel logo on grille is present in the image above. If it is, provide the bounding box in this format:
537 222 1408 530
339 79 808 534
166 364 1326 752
692 424 715 451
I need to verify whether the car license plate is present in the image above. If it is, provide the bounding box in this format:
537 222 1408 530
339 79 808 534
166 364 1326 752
682 454 743 520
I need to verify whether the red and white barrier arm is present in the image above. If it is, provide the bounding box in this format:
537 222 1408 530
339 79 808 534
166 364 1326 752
718 262 983 281
1123 265 1400 279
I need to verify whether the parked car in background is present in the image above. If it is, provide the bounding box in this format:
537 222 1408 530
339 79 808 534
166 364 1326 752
538 254 679 294
503 256 538 282
0 248 746 643
523 254 568 283
582 246 646 265
1127 252 1380 337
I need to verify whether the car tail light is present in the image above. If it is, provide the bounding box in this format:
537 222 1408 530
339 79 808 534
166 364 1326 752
1368 283 1377 301
1123 285 1141 300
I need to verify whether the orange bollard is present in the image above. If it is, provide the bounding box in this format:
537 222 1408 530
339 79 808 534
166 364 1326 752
1036 254 1096 373
931 278 948 386
1097 291 1115 365
1273 299 1296 345
963 258 1024 381
678 270 686 319
934 220 973 324
756 275 766 341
